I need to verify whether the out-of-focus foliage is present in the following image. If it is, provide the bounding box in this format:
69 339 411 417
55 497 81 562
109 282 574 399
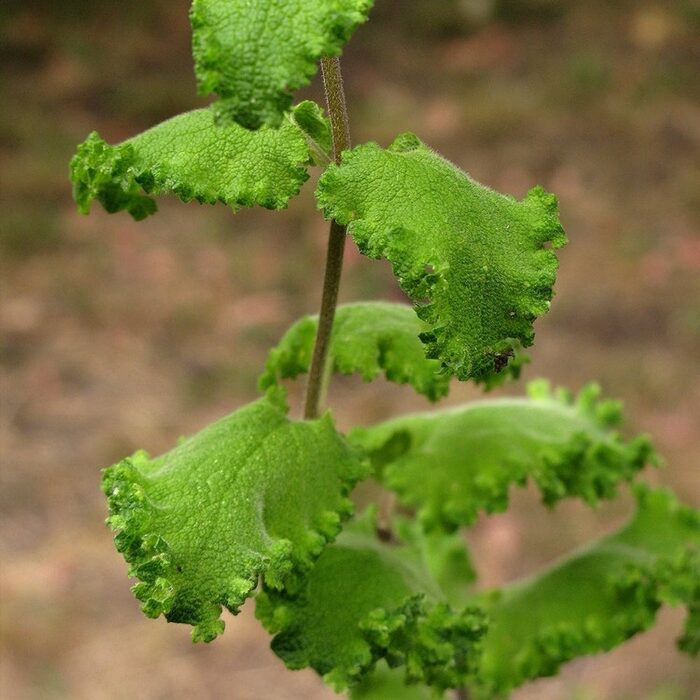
352 381 657 530
471 486 700 696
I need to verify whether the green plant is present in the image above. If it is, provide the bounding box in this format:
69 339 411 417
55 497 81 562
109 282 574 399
69 2 698 697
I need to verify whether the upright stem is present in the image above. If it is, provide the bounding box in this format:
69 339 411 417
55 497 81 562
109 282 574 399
303 57 352 419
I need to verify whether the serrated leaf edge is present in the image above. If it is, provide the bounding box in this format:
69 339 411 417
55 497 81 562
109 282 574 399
258 583 487 692
70 102 328 220
101 404 368 643
258 302 451 402
190 0 374 129
315 136 567 381
357 381 658 531
474 485 700 696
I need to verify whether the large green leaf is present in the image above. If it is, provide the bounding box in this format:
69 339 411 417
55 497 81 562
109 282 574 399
102 393 368 642
191 0 373 128
256 511 486 691
316 134 567 382
71 101 329 220
259 302 451 402
351 381 657 530
471 485 700 697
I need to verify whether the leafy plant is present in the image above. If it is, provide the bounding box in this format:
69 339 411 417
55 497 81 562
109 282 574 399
70 2 698 697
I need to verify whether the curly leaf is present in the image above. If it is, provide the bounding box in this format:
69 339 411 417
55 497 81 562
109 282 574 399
472 486 700 696
256 511 486 691
316 134 567 382
259 302 451 402
102 395 368 642
351 381 657 531
71 101 329 220
191 0 373 129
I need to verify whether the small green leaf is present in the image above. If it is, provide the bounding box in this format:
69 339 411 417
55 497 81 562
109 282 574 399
289 99 334 166
316 134 567 382
259 302 451 402
472 485 700 696
102 395 368 642
70 101 329 220
191 0 373 128
256 510 486 691
351 381 657 531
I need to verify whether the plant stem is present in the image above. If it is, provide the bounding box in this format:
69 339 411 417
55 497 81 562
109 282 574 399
376 491 397 543
303 56 352 420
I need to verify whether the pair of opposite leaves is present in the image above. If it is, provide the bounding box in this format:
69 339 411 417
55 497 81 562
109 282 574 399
70 0 566 386
71 108 566 385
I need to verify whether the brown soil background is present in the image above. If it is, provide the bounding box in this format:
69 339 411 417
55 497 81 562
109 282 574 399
1 1 699 698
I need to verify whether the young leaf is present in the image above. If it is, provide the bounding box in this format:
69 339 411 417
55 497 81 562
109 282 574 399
71 101 329 221
259 302 451 402
256 511 486 691
102 394 368 643
191 0 373 129
316 134 567 382
351 381 657 531
472 486 700 696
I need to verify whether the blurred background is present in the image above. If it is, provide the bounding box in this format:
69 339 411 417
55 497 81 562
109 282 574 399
1 0 699 698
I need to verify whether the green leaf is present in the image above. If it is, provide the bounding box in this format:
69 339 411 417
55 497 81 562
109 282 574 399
350 661 435 700
191 0 373 129
351 381 657 531
102 394 368 643
70 101 329 221
409 523 476 607
472 485 700 696
316 134 567 382
256 510 486 691
259 302 451 402
291 99 334 167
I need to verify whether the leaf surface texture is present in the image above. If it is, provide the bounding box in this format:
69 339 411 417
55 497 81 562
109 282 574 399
260 302 451 401
256 512 485 690
316 134 566 381
352 381 656 530
71 102 329 220
102 396 367 642
191 0 373 128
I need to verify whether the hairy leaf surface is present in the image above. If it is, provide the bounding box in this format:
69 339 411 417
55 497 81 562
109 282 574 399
352 381 657 530
102 395 368 642
256 511 486 690
260 302 451 401
316 134 566 382
472 486 700 696
191 0 373 128
71 101 329 220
